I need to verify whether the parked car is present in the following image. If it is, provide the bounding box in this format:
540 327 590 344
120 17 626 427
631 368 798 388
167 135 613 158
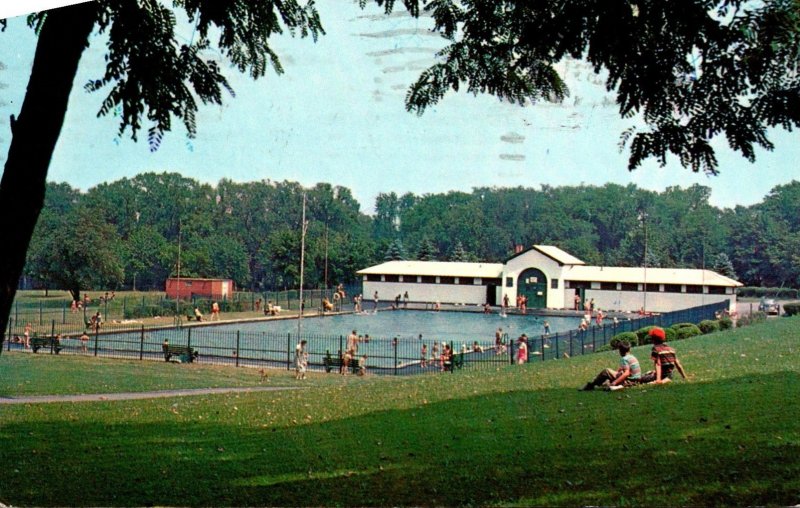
759 298 780 315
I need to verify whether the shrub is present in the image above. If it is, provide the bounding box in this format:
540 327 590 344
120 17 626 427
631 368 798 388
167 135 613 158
737 286 799 299
670 322 696 330
737 311 767 327
674 324 702 341
718 317 734 330
783 302 800 317
609 332 639 349
636 326 676 344
698 320 720 334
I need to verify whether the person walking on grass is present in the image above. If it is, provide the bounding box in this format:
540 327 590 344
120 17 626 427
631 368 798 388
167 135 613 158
294 340 308 380
581 341 641 391
639 327 688 384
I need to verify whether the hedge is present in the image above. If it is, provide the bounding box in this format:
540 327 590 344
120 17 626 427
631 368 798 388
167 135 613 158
674 324 702 340
737 287 799 299
610 332 639 349
698 319 720 334
783 302 800 316
718 317 734 330
635 326 676 344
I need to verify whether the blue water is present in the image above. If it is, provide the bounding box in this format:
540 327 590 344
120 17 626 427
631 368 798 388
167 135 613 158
216 309 580 345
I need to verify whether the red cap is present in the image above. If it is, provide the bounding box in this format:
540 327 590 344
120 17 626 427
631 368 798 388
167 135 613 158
649 327 666 341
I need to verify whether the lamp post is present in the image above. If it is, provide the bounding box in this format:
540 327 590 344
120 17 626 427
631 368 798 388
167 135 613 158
639 210 648 314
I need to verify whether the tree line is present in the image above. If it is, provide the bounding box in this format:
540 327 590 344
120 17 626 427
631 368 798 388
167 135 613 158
23 173 800 299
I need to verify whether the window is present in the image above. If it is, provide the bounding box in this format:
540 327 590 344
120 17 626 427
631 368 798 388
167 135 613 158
621 283 639 292
664 284 682 293
708 285 727 295
384 274 399 283
484 278 502 286
421 276 436 284
367 274 381 282
506 277 513 287
551 279 559 289
600 282 616 291
570 280 591 289
644 283 659 292
685 285 703 294
458 277 474 285
439 276 455 285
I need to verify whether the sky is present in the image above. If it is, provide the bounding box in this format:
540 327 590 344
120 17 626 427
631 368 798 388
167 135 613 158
1 1 798 213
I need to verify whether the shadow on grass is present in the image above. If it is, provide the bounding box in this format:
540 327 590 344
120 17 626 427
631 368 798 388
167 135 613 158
1 372 798 506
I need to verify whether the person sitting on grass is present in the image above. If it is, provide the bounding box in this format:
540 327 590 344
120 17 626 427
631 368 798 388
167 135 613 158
580 340 641 391
193 306 203 321
639 327 687 384
357 355 368 376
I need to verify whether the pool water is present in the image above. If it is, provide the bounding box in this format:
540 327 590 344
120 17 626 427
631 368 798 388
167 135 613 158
219 309 579 345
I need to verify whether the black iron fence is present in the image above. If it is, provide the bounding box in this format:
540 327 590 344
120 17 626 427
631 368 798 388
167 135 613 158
8 285 361 327
4 300 730 376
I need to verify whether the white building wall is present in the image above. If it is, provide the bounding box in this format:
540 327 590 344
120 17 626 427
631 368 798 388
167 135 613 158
502 251 566 308
579 289 736 313
362 281 489 306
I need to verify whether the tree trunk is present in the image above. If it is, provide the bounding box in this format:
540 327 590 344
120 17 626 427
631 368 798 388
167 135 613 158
0 3 97 348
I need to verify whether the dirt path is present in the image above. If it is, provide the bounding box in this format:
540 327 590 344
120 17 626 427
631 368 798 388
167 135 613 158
0 386 302 405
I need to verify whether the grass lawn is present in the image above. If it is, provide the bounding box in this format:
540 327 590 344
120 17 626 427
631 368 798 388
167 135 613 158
1 318 798 506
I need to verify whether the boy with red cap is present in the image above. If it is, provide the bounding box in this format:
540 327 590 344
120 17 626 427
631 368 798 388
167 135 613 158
640 327 687 384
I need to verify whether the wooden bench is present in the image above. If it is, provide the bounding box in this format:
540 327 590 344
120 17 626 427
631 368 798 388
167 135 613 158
162 344 198 363
31 337 62 354
323 352 360 374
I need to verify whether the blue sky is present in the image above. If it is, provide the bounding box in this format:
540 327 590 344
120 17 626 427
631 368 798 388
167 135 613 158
1 1 798 212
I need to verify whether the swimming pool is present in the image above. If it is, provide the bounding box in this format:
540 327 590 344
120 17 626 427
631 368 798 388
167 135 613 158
218 309 579 345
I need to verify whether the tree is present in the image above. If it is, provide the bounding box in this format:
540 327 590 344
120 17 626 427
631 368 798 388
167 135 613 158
416 237 438 261
711 252 737 280
404 1 800 174
450 240 472 262
28 206 124 301
0 1 324 345
384 238 408 261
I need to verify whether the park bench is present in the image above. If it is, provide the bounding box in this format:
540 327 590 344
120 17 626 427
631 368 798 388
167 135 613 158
162 344 198 363
31 337 62 354
323 351 360 374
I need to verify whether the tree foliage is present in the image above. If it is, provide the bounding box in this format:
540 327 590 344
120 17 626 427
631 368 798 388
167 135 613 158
402 0 800 175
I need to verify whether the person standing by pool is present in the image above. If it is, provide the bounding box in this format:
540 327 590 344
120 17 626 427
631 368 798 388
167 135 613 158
23 323 32 349
543 320 551 335
420 343 428 368
403 291 409 308
211 301 220 321
516 335 529 364
80 331 90 353
373 291 379 311
495 327 505 355
294 340 308 380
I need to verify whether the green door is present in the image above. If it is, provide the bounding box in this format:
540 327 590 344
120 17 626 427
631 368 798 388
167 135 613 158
518 268 548 309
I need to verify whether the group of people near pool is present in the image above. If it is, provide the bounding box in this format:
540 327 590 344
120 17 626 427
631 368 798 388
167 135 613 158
580 326 687 391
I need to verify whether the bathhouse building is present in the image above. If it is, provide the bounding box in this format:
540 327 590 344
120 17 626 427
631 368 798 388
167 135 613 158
358 245 741 313
165 278 234 300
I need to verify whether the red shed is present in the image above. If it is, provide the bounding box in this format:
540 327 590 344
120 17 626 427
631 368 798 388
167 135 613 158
165 278 234 300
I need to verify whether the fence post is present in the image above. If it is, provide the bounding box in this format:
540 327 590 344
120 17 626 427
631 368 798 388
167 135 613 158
540 337 545 361
236 331 240 367
555 331 559 358
139 326 145 360
15 300 18 323
287 333 291 371
187 328 192 352
509 339 515 365
592 326 596 351
39 300 43 326
62 302 66 324
394 338 398 375
93 329 99 357
569 331 574 357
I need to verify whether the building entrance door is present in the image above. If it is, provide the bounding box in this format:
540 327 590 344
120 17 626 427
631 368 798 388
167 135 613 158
517 268 547 309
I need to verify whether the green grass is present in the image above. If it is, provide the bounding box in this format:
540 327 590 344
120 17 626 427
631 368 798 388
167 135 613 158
1 318 799 506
